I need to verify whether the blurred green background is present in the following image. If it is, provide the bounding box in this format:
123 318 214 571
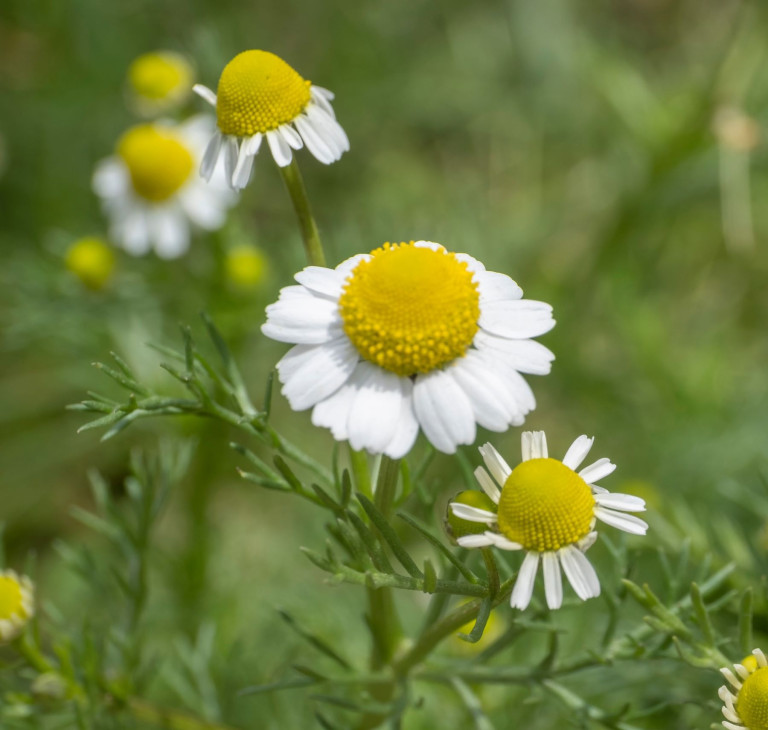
1 0 768 727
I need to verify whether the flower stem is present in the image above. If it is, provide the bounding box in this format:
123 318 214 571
278 158 327 267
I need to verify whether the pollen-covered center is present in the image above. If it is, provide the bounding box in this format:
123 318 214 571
117 125 194 202
0 575 25 621
738 667 768 730
216 50 311 136
338 243 480 376
128 52 190 100
497 458 595 552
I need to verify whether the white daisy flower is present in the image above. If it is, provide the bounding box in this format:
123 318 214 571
719 649 768 730
261 241 555 458
193 50 349 190
449 431 648 610
93 116 236 259
0 569 34 642
126 50 194 116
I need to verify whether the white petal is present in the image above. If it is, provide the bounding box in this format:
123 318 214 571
479 300 556 339
347 365 407 454
305 105 349 154
478 443 512 487
472 331 555 376
93 158 129 198
722 722 743 730
510 552 539 610
456 534 496 548
223 137 239 187
521 431 548 461
413 241 445 252
115 208 151 256
477 350 537 413
311 379 356 440
579 458 616 484
277 340 358 411
449 503 497 523
294 114 335 164
453 252 485 273
476 270 523 303
334 253 370 278
192 84 217 107
232 137 258 189
542 553 563 610
262 296 343 345
150 209 189 259
562 435 594 471
474 466 501 503
559 546 600 601
720 668 742 691
312 85 335 101
595 507 648 536
579 531 598 551
266 130 293 167
278 124 304 150
483 532 523 550
755 648 767 667
294 266 346 299
594 492 646 512
179 182 232 230
310 87 336 117
200 130 223 182
412 369 476 454
734 663 749 680
382 382 419 459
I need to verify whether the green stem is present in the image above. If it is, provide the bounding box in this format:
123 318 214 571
349 447 372 498
278 158 327 267
481 548 500 598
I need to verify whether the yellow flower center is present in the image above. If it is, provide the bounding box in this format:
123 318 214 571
338 243 480 376
0 575 26 621
215 50 311 136
65 237 115 290
739 667 768 729
128 52 191 101
117 125 194 202
497 458 596 552
226 245 267 289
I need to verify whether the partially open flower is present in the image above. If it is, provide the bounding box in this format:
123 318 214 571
450 432 647 610
127 51 194 116
193 50 349 189
720 649 768 729
0 569 34 642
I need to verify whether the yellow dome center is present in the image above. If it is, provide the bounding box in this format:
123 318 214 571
738 667 768 730
117 125 194 202
215 50 311 136
338 243 480 376
0 575 26 621
497 458 596 552
65 237 116 290
128 52 191 101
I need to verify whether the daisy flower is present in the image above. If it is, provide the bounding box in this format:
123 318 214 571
449 431 648 610
93 117 236 258
193 50 349 190
0 569 34 642
126 50 194 116
720 649 768 730
261 241 555 458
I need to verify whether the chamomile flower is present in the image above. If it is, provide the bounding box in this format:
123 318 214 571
262 241 555 458
127 51 194 116
449 431 647 610
93 117 236 258
193 50 349 189
0 570 34 642
720 649 768 729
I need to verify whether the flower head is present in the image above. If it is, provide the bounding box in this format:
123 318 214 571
193 50 349 189
450 431 647 610
225 244 268 290
127 51 194 116
262 241 555 458
720 649 768 729
93 117 236 258
0 570 34 642
65 236 116 290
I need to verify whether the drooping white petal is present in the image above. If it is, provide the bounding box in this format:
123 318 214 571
594 493 646 512
542 552 563 610
277 340 358 411
305 105 349 154
522 431 548 461
278 123 304 150
311 85 335 101
311 380 356 440
472 331 555 376
294 266 346 299
294 114 335 164
382 382 419 459
179 181 231 230
510 552 540 610
595 508 648 535
347 364 407 454
579 531 598 551
456 534 496 548
412 369 476 454
474 466 501 504
449 503 497 523
479 300 556 339
483 532 523 551
561 435 595 471
310 86 336 117
200 130 223 182
475 270 523 303
559 546 600 601
266 129 293 167
192 84 217 107
478 443 512 487
223 136 239 187
579 458 616 484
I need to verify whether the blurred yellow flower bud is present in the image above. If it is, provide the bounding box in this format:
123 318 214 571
65 237 116 290
127 51 194 116
225 245 267 290
0 569 34 643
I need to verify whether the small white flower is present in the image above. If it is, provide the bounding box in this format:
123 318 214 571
0 569 34 642
262 241 555 458
719 649 768 729
193 50 349 190
93 116 236 259
450 431 648 610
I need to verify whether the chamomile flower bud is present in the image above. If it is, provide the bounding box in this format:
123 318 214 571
225 244 267 290
65 236 115 290
446 491 498 542
0 570 34 643
127 51 194 116
193 50 349 190
719 649 768 729
449 432 648 611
